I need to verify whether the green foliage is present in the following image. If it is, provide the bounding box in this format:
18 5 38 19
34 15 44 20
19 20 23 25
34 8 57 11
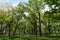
0 0 60 37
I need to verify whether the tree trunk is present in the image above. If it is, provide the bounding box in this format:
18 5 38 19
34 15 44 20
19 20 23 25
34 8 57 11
13 25 17 35
0 22 3 34
33 18 37 35
48 19 51 35
8 23 10 36
13 18 19 35
19 28 20 35
9 26 10 36
37 12 42 36
36 2 42 36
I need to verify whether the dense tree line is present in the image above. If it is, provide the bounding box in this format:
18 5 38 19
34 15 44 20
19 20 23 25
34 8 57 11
0 0 60 36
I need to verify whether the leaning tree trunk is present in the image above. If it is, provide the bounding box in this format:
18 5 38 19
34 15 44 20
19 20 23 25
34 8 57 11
13 19 19 35
13 24 18 35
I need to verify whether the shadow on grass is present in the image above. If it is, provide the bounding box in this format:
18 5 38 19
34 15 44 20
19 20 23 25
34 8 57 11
0 35 60 40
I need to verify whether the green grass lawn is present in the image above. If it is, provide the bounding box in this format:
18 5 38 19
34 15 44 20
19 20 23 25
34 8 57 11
0 35 60 40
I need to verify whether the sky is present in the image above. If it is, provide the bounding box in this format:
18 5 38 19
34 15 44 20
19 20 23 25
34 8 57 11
0 0 28 6
0 0 49 11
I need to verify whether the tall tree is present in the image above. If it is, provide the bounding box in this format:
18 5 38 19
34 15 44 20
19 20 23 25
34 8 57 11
25 0 44 36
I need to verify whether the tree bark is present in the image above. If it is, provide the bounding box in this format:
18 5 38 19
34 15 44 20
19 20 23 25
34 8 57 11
48 19 51 34
13 19 19 35
38 12 42 36
8 23 10 36
33 18 37 35
13 25 18 35
35 2 42 36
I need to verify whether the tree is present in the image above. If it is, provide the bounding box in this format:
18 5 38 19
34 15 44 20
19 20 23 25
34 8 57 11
11 3 25 35
23 0 45 36
44 0 60 35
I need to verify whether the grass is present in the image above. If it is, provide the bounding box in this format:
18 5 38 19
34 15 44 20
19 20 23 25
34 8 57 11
0 35 60 40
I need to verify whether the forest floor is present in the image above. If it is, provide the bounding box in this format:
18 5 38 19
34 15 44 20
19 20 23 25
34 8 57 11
0 35 60 40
